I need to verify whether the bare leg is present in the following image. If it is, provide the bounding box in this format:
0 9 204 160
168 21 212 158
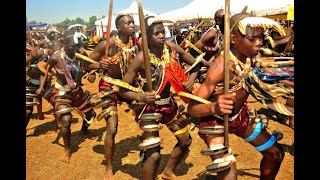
81 108 96 133
57 105 72 163
205 134 238 180
243 124 285 180
142 147 161 180
162 131 192 180
104 106 118 180
259 141 284 179
37 96 45 120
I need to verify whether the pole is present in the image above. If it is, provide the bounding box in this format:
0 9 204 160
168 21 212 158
138 2 153 92
100 17 104 37
223 0 231 147
104 0 113 58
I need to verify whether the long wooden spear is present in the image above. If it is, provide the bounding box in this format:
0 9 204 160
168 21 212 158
241 5 248 13
179 20 205 47
223 0 231 147
104 0 113 58
138 2 153 92
100 17 104 37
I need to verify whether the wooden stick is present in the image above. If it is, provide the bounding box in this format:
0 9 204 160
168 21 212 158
223 0 231 147
75 53 98 64
138 2 153 92
104 0 113 59
178 92 211 104
100 17 104 37
241 5 248 13
179 20 205 47
185 52 206 73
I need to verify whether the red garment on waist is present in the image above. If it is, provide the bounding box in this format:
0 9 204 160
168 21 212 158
98 79 131 105
50 86 92 113
198 104 250 140
134 99 178 124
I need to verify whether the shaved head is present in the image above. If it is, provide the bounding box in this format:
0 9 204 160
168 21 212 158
214 9 225 19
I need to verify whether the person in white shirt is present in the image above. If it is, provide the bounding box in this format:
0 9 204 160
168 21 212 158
73 27 87 52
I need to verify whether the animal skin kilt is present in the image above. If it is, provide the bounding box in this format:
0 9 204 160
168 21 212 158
134 99 178 125
50 86 93 126
50 86 92 112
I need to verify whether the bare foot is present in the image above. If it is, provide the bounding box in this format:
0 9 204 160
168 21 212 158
104 170 114 180
161 173 177 180
59 151 71 163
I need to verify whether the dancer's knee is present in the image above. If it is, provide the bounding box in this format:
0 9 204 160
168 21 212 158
60 114 72 128
178 137 192 149
146 150 161 163
268 143 285 163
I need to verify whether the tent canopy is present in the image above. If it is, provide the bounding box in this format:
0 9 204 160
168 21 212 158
68 24 83 30
158 0 293 22
95 0 158 37
26 23 48 28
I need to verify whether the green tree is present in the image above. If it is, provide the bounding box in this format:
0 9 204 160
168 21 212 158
88 16 97 26
29 20 37 24
74 17 86 24
60 18 72 26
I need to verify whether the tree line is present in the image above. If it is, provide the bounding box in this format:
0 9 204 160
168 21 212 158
28 15 105 28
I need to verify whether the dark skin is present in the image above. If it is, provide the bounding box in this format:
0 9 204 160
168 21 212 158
187 13 285 180
36 41 95 163
82 15 136 180
119 23 198 180
26 47 47 122
192 9 225 67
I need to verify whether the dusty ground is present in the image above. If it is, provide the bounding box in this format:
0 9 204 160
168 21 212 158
26 75 294 180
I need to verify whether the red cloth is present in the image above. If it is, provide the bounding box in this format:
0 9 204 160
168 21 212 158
50 87 92 113
198 104 250 140
98 79 131 105
157 59 190 103
134 100 178 124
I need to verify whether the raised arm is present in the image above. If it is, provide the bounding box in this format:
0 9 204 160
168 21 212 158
119 52 156 104
82 39 113 72
187 56 227 118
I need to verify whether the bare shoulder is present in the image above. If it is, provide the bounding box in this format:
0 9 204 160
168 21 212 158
206 55 224 80
201 28 217 42
95 40 107 53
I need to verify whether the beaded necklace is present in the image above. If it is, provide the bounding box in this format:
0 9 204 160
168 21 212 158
148 45 169 65
115 35 133 49
221 50 252 77
212 50 252 95
108 35 133 64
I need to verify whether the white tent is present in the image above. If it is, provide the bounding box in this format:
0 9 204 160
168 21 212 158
158 0 246 22
95 0 158 37
246 0 293 16
158 0 293 22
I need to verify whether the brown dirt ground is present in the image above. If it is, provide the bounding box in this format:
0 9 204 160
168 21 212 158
26 75 294 180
